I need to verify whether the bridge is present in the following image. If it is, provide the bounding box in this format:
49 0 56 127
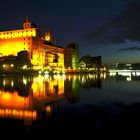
108 69 140 81
109 70 140 75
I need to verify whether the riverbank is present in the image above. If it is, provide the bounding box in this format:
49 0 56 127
0 68 108 76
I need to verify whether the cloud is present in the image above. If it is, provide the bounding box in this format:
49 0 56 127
87 1 140 44
115 46 140 53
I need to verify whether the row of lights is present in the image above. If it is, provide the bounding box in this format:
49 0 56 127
2 64 27 69
0 109 37 120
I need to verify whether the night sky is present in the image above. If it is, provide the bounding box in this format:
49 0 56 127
0 0 140 65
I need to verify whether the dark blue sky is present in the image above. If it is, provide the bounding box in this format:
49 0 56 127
0 0 139 65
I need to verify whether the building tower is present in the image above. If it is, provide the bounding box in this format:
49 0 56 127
45 31 52 42
64 43 79 69
23 16 32 29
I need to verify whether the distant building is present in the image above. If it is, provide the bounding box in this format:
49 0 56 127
111 63 140 70
0 17 64 69
64 43 79 69
89 56 102 70
79 55 102 70
43 41 64 69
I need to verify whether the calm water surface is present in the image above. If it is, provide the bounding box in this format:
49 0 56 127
0 73 140 134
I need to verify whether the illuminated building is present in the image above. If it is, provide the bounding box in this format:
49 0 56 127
0 17 64 69
64 43 79 69
79 55 102 70
0 50 31 72
43 41 64 69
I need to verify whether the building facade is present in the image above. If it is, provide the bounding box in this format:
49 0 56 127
0 17 64 70
64 43 79 69
79 55 101 68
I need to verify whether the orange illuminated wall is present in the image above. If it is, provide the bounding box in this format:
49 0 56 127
32 76 64 98
31 76 46 98
44 44 64 68
0 92 30 109
0 92 37 120
31 49 45 67
0 28 36 58
0 18 64 68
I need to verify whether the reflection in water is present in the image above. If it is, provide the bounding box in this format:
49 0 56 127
0 74 102 127
1 72 140 131
0 75 65 126
109 70 140 81
79 74 102 89
64 75 80 104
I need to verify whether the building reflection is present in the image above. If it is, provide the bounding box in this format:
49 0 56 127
0 73 103 126
109 70 140 81
78 74 102 89
0 75 64 126
64 75 80 104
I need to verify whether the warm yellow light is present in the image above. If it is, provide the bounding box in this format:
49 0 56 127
11 81 14 87
23 78 27 85
0 28 36 58
45 36 51 41
0 29 36 39
11 64 14 67
0 93 30 109
31 51 45 67
23 65 27 69
0 41 28 56
2 93 11 100
46 106 51 113
0 109 37 120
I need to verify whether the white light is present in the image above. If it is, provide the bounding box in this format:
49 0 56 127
44 71 49 74
38 71 42 74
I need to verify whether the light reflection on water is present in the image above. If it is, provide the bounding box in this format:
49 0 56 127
0 73 140 131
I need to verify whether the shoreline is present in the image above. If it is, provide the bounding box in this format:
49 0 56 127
0 69 106 76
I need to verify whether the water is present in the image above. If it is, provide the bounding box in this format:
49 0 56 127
0 73 140 135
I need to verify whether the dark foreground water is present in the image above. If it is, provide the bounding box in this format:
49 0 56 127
0 73 140 136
